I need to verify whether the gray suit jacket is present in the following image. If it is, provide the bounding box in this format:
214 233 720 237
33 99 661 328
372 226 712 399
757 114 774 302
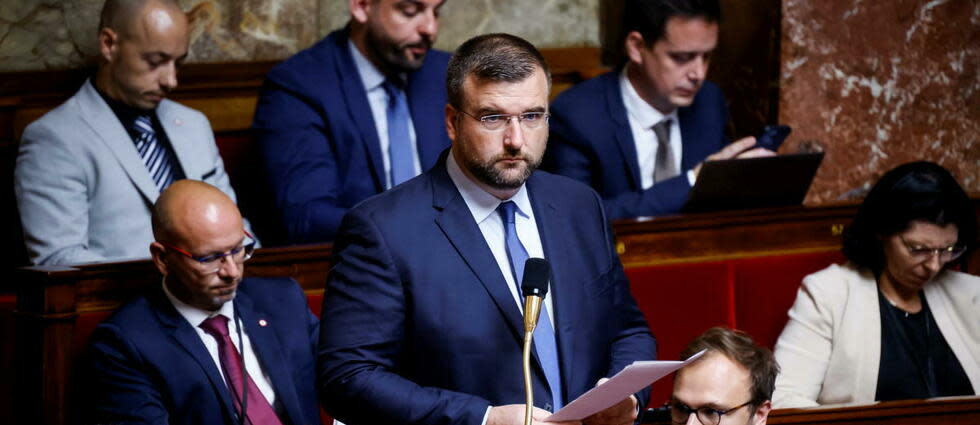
15 79 248 265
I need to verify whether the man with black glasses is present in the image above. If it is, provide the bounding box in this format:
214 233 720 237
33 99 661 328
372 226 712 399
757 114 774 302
80 180 321 425
669 327 778 425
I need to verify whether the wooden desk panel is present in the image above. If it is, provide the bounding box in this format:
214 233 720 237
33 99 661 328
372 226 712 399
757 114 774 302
767 397 980 424
614 204 857 267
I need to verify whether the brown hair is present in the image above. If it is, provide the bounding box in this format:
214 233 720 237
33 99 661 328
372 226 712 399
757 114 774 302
445 33 551 110
681 327 779 407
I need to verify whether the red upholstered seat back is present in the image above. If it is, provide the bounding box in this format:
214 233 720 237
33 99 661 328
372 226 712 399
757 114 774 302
626 251 845 407
734 251 845 349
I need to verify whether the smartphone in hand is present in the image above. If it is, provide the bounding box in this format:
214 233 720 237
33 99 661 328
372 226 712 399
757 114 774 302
756 125 792 151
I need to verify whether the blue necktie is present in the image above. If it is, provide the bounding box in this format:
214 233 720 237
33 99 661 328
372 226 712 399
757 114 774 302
382 79 415 187
498 201 563 411
133 115 179 191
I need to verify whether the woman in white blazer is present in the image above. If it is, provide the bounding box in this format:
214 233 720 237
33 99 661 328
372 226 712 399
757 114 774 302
773 162 979 408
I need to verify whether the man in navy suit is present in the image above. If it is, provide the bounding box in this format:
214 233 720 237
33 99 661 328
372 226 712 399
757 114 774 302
81 180 320 425
252 0 451 243
319 33 657 425
544 0 771 220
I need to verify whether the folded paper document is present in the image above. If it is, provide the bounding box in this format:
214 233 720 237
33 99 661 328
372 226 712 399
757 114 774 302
546 350 707 422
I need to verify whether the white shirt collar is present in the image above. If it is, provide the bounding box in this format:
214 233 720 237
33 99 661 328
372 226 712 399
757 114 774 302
162 278 235 327
619 66 678 129
446 151 533 224
348 40 386 91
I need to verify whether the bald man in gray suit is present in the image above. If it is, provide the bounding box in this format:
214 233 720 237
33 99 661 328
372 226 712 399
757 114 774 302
15 0 251 266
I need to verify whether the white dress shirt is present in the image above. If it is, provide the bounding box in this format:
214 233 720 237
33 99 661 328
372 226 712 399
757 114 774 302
349 41 422 189
619 67 697 188
162 282 278 408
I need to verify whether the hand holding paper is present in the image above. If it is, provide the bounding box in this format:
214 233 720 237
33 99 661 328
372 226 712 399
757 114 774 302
488 404 581 425
546 350 707 422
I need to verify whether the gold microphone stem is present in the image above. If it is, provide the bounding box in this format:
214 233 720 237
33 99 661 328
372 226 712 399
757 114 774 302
522 296 542 425
523 329 534 425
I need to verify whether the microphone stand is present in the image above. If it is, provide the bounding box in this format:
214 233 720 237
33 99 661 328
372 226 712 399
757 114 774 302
522 294 543 425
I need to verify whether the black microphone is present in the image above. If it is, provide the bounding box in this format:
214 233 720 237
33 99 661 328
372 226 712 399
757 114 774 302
521 258 551 334
520 258 551 425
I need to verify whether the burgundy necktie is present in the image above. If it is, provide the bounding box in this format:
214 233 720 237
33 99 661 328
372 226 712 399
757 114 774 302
199 315 284 425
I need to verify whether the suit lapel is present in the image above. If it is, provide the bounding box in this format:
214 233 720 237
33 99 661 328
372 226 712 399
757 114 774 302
331 33 386 191
150 289 238 421
235 289 305 425
430 163 526 340
156 101 201 180
527 175 579 401
77 80 159 202
605 73 643 190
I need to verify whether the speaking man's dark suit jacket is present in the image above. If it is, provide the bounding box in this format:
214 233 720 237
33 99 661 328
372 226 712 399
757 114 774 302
318 156 657 425
252 29 452 243
544 71 729 220
81 277 321 425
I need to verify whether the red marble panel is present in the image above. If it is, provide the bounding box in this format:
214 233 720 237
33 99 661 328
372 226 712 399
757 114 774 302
780 0 979 203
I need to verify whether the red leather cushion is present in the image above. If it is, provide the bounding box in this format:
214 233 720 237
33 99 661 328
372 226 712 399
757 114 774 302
733 251 845 349
627 261 735 406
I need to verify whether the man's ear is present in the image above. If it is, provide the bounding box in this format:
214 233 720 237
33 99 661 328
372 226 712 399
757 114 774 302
445 103 458 142
624 31 648 65
98 27 119 63
752 400 772 425
150 242 170 277
349 0 373 24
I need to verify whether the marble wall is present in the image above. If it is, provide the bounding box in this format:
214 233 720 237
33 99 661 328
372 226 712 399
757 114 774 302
781 0 979 203
0 0 600 72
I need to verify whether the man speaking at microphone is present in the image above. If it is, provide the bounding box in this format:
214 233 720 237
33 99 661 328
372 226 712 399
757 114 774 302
318 33 657 425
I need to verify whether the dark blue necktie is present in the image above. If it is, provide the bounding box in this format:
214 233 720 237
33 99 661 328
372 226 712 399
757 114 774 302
382 79 415 187
498 201 563 411
133 115 179 191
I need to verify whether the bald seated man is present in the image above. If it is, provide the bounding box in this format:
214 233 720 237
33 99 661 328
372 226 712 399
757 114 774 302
16 0 253 266
668 327 778 425
80 180 319 425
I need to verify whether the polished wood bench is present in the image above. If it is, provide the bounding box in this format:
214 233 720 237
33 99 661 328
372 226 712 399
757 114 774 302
767 396 980 424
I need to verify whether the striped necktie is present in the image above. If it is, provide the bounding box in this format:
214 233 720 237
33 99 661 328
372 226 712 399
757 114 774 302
133 115 179 191
498 201 564 412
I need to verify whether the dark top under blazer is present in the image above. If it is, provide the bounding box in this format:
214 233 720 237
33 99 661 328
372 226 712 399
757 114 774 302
81 277 321 425
544 71 729 220
318 158 657 425
252 29 452 243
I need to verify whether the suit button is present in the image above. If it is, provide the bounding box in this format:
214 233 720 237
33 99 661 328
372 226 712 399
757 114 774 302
544 402 552 412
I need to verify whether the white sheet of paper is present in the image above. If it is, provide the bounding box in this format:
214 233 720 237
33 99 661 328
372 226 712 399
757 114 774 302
545 350 706 422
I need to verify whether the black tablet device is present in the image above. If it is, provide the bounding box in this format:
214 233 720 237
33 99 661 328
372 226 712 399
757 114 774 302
682 152 824 213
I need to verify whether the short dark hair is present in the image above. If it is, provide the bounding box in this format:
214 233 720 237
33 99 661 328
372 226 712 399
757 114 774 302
623 0 721 45
446 33 551 109
680 327 779 407
842 161 977 274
